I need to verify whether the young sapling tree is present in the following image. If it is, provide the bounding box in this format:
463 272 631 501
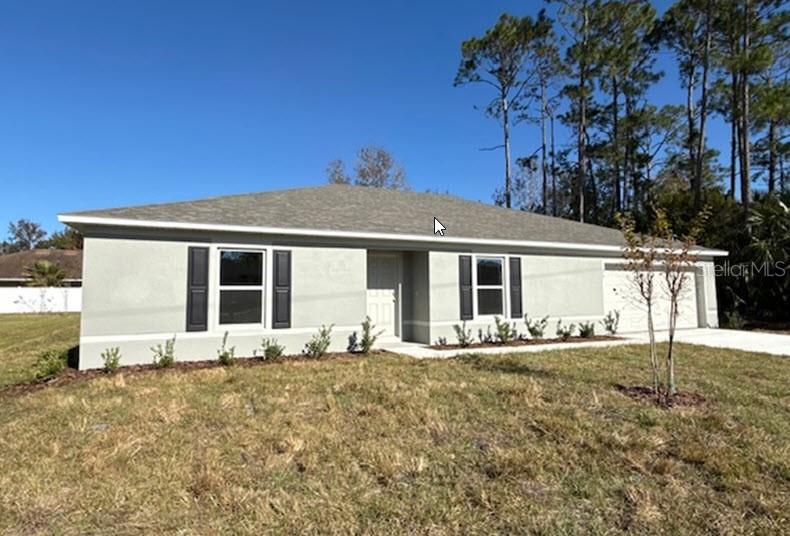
618 212 661 394
653 207 710 396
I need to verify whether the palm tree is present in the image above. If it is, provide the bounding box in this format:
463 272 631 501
24 261 66 287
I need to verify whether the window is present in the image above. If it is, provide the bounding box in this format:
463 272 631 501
476 257 504 315
219 250 265 325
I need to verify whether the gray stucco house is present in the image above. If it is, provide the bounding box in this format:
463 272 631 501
59 185 726 370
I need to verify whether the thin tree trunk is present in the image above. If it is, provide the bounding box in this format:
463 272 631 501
780 153 785 192
730 71 738 199
768 119 777 193
625 95 637 212
578 92 587 222
737 98 745 202
587 155 597 223
551 113 558 216
503 95 512 209
577 2 589 223
695 0 712 212
623 122 630 211
647 299 659 394
540 81 549 214
740 74 750 211
686 68 697 191
612 76 621 216
667 298 678 397
740 1 751 213
726 6 741 201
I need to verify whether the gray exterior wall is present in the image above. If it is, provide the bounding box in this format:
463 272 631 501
521 255 604 318
425 251 719 344
79 235 367 369
428 251 459 323
700 259 719 328
76 228 722 367
426 251 609 344
82 238 189 337
402 251 430 343
291 248 366 329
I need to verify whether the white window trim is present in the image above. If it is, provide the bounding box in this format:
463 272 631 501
472 254 509 319
216 247 267 330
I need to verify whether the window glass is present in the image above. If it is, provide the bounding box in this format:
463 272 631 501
219 290 262 324
477 289 503 315
477 258 503 286
220 251 262 286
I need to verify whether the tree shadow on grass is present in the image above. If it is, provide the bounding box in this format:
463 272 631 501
455 354 555 379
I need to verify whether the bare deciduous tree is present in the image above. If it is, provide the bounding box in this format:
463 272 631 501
620 206 709 399
618 212 661 393
653 206 710 395
326 159 351 185
354 146 408 190
324 146 408 189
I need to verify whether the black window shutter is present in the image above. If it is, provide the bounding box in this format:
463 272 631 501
272 250 291 329
186 247 209 331
459 255 473 320
509 257 522 319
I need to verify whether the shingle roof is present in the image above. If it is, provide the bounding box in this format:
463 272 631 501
0 249 82 280
63 184 628 247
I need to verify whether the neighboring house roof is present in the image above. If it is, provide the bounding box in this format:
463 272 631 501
0 249 83 281
59 185 726 255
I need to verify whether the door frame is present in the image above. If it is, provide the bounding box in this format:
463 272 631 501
366 251 403 339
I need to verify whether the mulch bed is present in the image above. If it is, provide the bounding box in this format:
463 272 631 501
0 352 373 399
614 384 708 409
431 335 622 350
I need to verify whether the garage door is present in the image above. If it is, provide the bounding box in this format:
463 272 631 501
603 266 699 333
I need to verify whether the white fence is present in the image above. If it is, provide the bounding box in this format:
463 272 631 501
0 287 82 314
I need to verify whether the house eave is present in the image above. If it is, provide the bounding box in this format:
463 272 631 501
58 214 729 257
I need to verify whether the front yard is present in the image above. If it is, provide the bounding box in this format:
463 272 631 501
0 314 788 534
0 313 79 388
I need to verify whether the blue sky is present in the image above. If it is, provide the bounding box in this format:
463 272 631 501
0 0 729 234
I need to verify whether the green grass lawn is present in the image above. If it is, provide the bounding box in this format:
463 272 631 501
0 314 788 534
0 313 79 388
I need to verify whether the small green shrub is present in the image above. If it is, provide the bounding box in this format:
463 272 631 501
524 314 549 339
304 325 333 358
101 347 122 373
360 316 384 354
347 332 359 352
151 336 176 368
217 331 235 366
494 316 517 344
555 320 575 341
34 349 67 380
578 321 596 338
478 327 495 344
259 337 285 360
452 321 473 347
723 310 745 330
601 310 620 335
435 336 448 346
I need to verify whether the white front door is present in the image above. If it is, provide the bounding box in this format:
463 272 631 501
367 254 399 337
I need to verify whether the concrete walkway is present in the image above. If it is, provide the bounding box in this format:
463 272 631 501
644 328 790 357
381 328 790 359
